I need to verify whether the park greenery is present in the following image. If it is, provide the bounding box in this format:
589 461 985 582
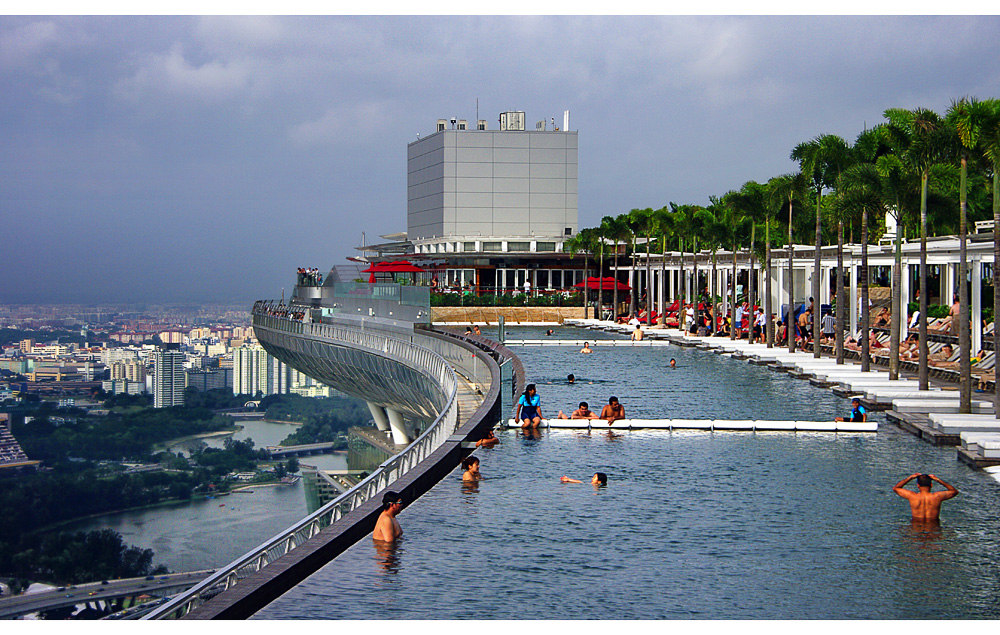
0 388 371 588
563 97 1000 413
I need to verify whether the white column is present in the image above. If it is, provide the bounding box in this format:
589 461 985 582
849 259 858 336
821 265 831 307
367 402 390 432
386 408 410 445
972 258 983 355
901 261 911 344
776 262 785 322
943 263 955 307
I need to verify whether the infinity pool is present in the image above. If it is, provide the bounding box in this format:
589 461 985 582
253 327 1000 619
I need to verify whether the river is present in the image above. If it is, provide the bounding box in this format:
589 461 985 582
64 419 347 573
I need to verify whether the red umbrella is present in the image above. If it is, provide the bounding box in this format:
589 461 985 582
574 276 631 291
361 260 428 283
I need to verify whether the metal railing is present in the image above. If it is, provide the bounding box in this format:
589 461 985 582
143 310 459 620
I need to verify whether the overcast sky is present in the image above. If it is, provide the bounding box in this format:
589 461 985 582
3 14 999 304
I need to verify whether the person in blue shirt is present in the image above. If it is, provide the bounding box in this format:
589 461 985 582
835 397 867 423
516 384 543 429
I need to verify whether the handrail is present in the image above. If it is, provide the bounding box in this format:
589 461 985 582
142 308 460 620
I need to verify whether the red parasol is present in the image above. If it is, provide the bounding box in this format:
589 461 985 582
574 276 631 291
361 260 428 283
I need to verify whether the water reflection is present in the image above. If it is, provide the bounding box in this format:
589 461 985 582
373 538 402 574
461 481 480 496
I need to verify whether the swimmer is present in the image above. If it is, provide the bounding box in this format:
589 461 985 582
546 329 554 336
835 397 867 422
372 491 404 543
464 327 473 336
669 358 676 368
567 373 575 384
473 325 481 335
581 342 592 354
560 472 608 486
516 384 543 429
557 401 599 419
600 396 625 425
461 456 481 482
475 429 499 448
893 473 958 521
631 324 644 341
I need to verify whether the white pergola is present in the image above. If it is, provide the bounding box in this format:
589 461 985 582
614 231 995 353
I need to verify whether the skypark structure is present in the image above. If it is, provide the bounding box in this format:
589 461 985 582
142 281 523 619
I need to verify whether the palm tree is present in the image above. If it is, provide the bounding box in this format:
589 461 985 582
602 215 629 321
882 107 952 389
652 205 675 323
792 134 851 358
702 199 728 332
947 97 996 413
718 193 752 340
565 227 599 318
729 181 769 343
629 207 656 320
768 172 808 352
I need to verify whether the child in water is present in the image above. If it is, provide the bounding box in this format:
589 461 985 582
462 456 481 482
560 472 608 486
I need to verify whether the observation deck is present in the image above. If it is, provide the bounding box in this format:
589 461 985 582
142 282 523 620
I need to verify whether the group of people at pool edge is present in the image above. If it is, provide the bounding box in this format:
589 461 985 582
516 383 626 426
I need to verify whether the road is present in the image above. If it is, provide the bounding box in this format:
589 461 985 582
0 570 213 619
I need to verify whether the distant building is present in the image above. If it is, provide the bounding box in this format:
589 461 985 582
186 368 233 392
110 360 146 383
232 343 292 397
153 347 185 408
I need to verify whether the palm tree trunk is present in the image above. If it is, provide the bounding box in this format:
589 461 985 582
678 236 685 305
813 189 823 358
919 171 929 390
583 252 590 320
959 157 971 413
659 235 667 326
731 245 737 341
993 166 999 419
862 208 871 372
598 242 604 321
889 212 902 380
629 233 638 317
646 230 653 324
836 219 845 363
788 196 795 353
766 221 773 347
749 224 756 344
693 238 699 312
712 251 718 334
612 240 619 321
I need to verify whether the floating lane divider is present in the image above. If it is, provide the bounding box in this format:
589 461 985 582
503 339 671 347
504 418 877 432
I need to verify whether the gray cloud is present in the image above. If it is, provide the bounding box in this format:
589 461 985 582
2 15 999 304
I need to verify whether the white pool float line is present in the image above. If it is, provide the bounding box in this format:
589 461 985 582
504 418 876 432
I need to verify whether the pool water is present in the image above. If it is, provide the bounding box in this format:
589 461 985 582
252 327 1000 620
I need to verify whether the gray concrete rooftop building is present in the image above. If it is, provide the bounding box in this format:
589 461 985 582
407 111 578 251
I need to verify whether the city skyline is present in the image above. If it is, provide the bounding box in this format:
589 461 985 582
4 14 1000 303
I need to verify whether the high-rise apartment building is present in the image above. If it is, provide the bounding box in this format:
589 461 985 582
153 347 185 408
232 343 293 397
110 360 146 383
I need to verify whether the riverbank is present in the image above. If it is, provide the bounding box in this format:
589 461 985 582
154 427 240 453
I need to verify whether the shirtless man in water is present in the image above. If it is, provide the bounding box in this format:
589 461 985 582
373 491 404 543
600 396 625 425
892 473 958 521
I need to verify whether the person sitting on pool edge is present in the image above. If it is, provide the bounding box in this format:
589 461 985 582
631 324 644 341
600 396 625 425
560 472 608 486
580 342 592 354
372 491 404 543
516 384 543 429
835 397 867 422
556 401 599 419
893 473 958 521
461 456 481 482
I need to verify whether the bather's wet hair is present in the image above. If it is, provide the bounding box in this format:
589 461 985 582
608 396 618 405
382 491 402 509
594 472 608 485
917 474 932 488
579 402 589 410
567 374 575 383
461 456 479 471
